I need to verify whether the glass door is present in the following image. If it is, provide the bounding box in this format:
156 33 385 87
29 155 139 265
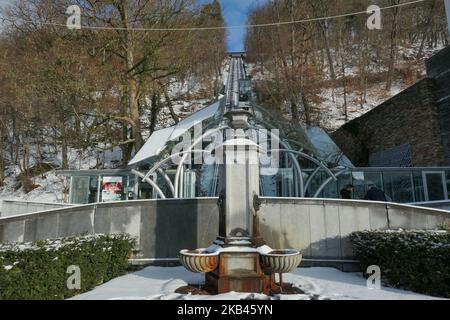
422 171 448 201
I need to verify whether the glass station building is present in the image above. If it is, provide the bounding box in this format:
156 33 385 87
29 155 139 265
58 51 450 209
58 96 450 207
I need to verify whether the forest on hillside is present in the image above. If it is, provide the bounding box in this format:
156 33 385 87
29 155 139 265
0 0 226 189
245 0 449 128
1 0 450 195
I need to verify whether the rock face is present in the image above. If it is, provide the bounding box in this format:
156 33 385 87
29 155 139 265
332 46 450 167
427 46 450 166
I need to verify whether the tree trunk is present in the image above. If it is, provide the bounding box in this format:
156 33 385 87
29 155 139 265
320 21 336 82
119 91 133 168
60 123 69 169
0 124 5 187
416 0 437 59
150 93 161 135
164 89 179 124
386 2 400 91
122 1 144 153
301 93 312 126
11 112 19 165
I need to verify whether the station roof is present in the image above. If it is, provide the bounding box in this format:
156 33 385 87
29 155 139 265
128 98 223 167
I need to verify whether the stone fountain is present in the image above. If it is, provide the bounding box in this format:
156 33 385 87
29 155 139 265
179 109 301 294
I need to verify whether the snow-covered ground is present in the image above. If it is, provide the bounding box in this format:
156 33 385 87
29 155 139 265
71 267 443 300
0 169 66 213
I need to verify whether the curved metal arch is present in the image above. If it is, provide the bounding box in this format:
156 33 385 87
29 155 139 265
271 149 338 198
314 169 350 198
304 166 321 196
251 127 305 197
174 126 229 198
145 150 212 181
270 149 337 181
139 150 213 199
157 168 175 196
131 169 167 200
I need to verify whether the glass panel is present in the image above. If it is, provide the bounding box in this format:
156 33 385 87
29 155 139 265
447 171 450 200
336 172 352 199
183 170 197 198
199 165 218 197
276 168 295 197
382 171 414 203
260 174 277 197
351 172 366 200
70 176 90 204
412 171 425 202
322 179 338 199
88 176 99 203
353 171 383 199
425 173 445 201
307 171 327 198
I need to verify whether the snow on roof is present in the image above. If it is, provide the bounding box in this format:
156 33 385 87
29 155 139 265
128 99 223 167
128 126 175 167
169 100 221 141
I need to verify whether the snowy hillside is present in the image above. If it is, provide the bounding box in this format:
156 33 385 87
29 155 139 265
0 72 224 209
249 44 446 132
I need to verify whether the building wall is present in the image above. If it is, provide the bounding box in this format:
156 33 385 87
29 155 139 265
331 78 447 167
426 46 450 165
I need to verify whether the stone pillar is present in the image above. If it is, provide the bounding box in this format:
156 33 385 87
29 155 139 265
218 138 260 241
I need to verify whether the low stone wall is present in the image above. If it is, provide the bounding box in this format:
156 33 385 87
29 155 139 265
0 200 75 217
413 200 450 212
259 198 449 261
0 198 448 265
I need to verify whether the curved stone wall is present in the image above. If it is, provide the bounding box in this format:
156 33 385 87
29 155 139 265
0 198 448 262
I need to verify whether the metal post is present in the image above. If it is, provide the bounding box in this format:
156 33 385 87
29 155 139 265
133 173 140 199
97 175 102 203
69 176 74 204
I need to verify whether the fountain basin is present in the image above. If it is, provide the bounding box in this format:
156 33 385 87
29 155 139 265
179 249 219 273
260 249 302 273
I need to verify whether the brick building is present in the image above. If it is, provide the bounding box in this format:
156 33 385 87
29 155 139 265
332 46 450 167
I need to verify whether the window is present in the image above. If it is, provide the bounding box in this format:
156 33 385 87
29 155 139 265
383 171 414 203
423 171 448 201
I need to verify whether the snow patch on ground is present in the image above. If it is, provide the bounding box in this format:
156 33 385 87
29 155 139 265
71 267 444 300
0 168 66 213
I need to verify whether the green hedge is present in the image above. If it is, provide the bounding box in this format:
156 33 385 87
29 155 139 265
0 234 136 300
350 230 450 298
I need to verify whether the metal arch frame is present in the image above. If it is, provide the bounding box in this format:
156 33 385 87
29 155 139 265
131 169 167 200
271 149 336 180
313 169 350 198
250 126 305 197
174 125 229 198
143 150 209 182
270 149 337 198
137 150 214 199
137 135 343 200
157 168 175 196
304 166 321 196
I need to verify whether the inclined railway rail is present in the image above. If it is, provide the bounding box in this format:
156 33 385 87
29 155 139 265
225 55 247 109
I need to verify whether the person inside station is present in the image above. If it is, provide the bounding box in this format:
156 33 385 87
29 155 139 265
364 184 388 202
340 184 355 199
